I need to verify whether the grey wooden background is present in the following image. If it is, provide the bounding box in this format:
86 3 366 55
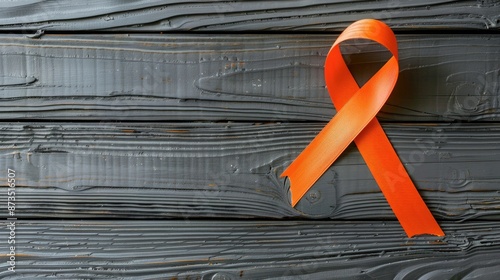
0 1 499 279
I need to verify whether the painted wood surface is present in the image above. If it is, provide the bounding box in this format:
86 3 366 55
1 220 499 279
1 122 499 220
0 34 498 121
0 1 499 278
0 0 498 32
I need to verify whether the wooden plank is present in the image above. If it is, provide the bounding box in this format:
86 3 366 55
2 220 500 279
0 34 498 121
2 122 500 220
0 0 498 32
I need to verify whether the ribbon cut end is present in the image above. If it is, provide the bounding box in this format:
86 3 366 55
404 221 445 238
280 170 303 207
408 230 445 238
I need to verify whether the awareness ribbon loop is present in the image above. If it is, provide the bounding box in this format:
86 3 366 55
281 19 444 237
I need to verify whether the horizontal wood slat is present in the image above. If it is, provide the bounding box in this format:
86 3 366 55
0 0 498 31
0 34 498 121
1 122 499 220
1 220 499 279
1 2 498 278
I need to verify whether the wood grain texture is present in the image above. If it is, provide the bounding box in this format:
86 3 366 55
1 122 500 220
0 33 498 121
1 220 499 279
0 0 498 32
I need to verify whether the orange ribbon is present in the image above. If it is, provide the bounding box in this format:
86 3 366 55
281 19 444 237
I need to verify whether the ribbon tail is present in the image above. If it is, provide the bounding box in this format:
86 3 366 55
355 118 444 237
281 115 354 207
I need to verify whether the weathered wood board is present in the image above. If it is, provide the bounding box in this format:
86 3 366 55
0 0 498 31
0 34 498 121
1 220 500 279
0 0 499 279
1 122 499 220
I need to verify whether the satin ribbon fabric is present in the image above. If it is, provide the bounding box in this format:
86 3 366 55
281 19 444 237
